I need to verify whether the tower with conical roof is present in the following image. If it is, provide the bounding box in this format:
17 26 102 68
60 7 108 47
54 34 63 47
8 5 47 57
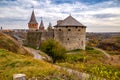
28 10 38 30
39 17 44 31
47 22 52 31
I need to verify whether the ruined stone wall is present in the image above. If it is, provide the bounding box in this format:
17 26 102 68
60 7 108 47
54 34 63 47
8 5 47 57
54 26 86 50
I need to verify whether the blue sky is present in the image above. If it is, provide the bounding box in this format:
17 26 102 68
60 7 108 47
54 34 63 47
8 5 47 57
0 0 120 32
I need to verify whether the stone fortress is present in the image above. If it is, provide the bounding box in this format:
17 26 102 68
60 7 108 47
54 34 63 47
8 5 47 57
1 9 86 50
27 9 86 50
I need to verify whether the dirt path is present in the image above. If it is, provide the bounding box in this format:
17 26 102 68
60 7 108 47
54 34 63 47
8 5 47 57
93 47 111 58
24 47 43 60
24 47 52 62
93 47 120 66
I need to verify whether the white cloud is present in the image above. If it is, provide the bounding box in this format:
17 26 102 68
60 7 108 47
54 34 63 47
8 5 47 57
0 0 120 32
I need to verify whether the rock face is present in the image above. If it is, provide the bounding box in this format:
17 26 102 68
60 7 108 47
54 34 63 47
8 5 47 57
54 15 86 50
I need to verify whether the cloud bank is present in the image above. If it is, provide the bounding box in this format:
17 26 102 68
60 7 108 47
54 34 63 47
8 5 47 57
0 0 120 32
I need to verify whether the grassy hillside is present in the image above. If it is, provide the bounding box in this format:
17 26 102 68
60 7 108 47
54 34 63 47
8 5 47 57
56 47 120 80
1 32 119 80
0 32 77 80
0 32 30 55
0 49 75 80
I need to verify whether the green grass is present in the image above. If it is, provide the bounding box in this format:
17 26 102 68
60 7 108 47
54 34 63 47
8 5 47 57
56 47 120 80
65 47 105 63
0 49 75 80
57 62 120 80
107 51 120 55
67 49 82 53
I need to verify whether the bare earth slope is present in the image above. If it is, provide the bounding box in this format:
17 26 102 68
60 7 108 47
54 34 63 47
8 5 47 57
0 32 30 55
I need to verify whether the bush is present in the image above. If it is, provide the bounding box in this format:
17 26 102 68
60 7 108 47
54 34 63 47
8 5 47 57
40 39 66 63
86 46 94 50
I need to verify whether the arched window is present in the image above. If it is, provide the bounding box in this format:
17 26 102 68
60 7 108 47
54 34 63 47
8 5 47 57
67 38 69 40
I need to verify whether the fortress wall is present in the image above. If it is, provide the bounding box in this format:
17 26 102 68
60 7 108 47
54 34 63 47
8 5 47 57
41 30 54 41
26 30 54 49
54 26 86 50
27 31 42 49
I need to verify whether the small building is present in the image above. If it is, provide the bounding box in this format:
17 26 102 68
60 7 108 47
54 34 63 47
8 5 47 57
54 15 86 50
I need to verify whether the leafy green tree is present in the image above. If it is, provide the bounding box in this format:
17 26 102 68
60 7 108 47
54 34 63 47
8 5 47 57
40 39 66 63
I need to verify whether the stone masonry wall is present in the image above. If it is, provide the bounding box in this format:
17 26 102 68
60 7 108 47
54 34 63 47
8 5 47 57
26 30 54 49
54 26 86 50
27 31 41 49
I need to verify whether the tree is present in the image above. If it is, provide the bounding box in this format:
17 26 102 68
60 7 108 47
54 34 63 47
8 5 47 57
40 39 66 63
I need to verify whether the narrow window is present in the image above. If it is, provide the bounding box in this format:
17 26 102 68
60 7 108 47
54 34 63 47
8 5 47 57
76 26 78 28
67 38 69 40
59 29 61 31
81 41 83 46
78 29 81 31
68 29 71 31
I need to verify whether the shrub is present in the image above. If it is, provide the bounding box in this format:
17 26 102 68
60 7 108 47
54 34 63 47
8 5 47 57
40 39 66 63
86 46 94 50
